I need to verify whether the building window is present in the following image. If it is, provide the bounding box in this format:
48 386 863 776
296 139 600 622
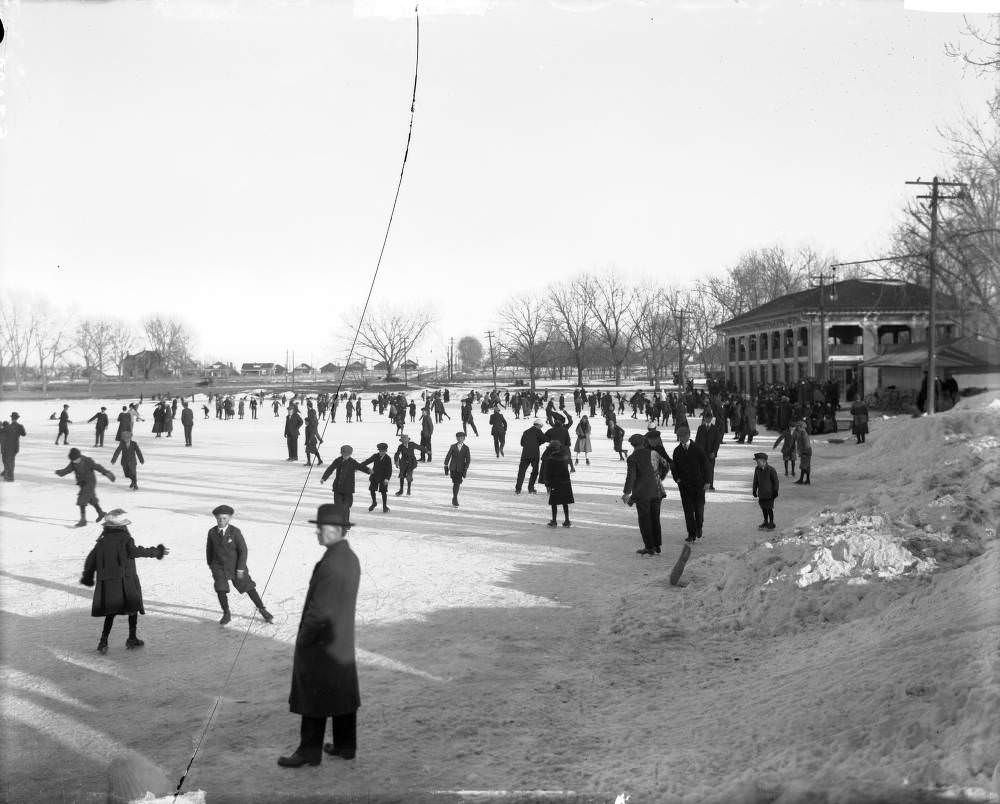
784 329 795 357
760 332 769 358
738 336 746 361
728 337 736 361
748 334 757 359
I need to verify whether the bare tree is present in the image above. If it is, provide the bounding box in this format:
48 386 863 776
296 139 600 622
585 272 636 386
684 288 726 375
629 282 675 388
143 316 194 375
28 299 74 393
109 321 136 381
498 293 551 391
547 277 594 387
456 336 483 370
0 292 35 391
75 319 115 392
344 306 434 381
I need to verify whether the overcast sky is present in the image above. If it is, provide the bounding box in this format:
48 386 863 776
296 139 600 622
1 0 996 368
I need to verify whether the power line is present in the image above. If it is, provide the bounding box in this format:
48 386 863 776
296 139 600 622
172 5 421 798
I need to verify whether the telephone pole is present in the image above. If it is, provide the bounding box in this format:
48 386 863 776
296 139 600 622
676 309 689 389
485 330 498 388
808 268 837 383
906 176 966 415
448 337 454 383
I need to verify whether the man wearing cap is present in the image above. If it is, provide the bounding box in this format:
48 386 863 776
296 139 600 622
279 503 360 768
419 407 434 462
361 443 393 512
321 445 370 510
180 401 195 446
1 412 26 482
87 407 109 448
284 405 304 461
55 448 115 527
444 432 471 507
56 404 72 445
515 418 549 494
206 505 273 625
79 508 169 653
695 410 723 492
622 433 671 555
670 424 710 543
792 420 813 485
393 434 427 497
111 432 145 490
752 452 779 530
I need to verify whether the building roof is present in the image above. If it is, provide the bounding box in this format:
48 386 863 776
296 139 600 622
320 363 342 372
861 336 1000 370
241 362 278 370
125 350 162 361
716 280 958 332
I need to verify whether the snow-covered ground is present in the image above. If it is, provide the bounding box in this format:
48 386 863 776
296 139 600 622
1 391 997 804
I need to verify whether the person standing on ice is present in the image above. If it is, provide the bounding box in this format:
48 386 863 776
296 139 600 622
444 431 471 507
622 433 669 554
393 434 426 497
751 452 779 530
55 447 115 527
79 509 169 654
56 404 72 445
180 401 194 446
792 420 813 485
670 424 710 543
321 445 371 510
284 405 303 461
573 414 592 466
206 504 274 625
87 407 109 447
1 412 27 482
419 407 434 462
488 405 508 458
361 442 393 512
111 432 145 490
695 410 722 492
278 502 360 768
540 440 574 528
515 418 548 494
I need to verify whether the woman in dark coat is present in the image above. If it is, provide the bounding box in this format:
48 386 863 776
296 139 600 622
111 432 145 490
79 509 168 653
850 399 869 444
539 441 574 527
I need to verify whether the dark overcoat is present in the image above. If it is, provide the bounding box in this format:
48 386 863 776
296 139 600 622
671 441 710 490
695 422 722 460
206 525 256 593
289 540 361 718
850 402 869 436
519 426 548 460
753 464 780 501
444 442 471 484
81 526 164 616
623 447 668 501
363 453 393 485
539 444 574 505
111 440 144 476
321 457 370 494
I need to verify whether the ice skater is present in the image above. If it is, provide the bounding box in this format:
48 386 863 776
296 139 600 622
1 412 26 481
79 508 169 653
320 445 371 510
752 452 779 530
111 432 145 490
56 404 72 445
361 443 393 512
444 432 470 507
87 407 109 447
206 505 274 625
55 448 115 527
488 406 508 457
394 434 426 496
573 414 592 466
540 440 574 527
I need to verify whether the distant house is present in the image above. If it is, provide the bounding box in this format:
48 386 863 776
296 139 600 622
203 361 238 378
401 359 419 371
240 362 284 377
346 361 366 370
320 363 342 374
292 363 316 376
121 350 168 381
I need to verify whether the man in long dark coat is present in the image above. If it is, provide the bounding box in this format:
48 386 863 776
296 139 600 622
488 406 508 458
79 508 168 653
444 432 471 507
284 406 303 461
1 412 26 481
87 407 109 447
695 410 723 492
670 424 710 542
279 503 360 768
515 418 548 495
111 432 145 490
206 504 274 625
56 404 72 445
419 408 434 462
622 433 670 555
361 443 393 512
55 448 115 526
181 401 195 446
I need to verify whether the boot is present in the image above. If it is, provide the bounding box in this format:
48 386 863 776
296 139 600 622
97 640 108 654
75 519 88 528
125 636 144 649
259 608 274 623
220 610 231 625
406 484 411 496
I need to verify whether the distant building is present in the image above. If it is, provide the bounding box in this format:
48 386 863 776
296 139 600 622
715 279 960 396
121 350 168 381
203 361 238 378
319 362 342 374
240 362 284 377
292 363 316 376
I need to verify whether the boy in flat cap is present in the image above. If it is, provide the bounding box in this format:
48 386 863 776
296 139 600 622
320 445 371 510
56 404 72 445
111 432 145 490
87 407 109 447
444 432 471 507
393 434 427 497
55 448 115 527
751 452 779 530
206 505 274 625
361 443 393 512
278 502 360 768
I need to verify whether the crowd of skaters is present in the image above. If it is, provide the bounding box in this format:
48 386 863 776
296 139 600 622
0 377 872 769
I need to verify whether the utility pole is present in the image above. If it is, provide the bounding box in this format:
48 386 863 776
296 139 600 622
485 330 497 388
906 176 966 415
808 268 837 384
448 337 454 383
676 309 688 389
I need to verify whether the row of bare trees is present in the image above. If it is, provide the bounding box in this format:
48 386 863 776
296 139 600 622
0 293 194 391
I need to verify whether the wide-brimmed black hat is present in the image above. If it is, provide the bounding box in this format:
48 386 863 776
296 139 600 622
309 503 354 528
212 504 235 517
